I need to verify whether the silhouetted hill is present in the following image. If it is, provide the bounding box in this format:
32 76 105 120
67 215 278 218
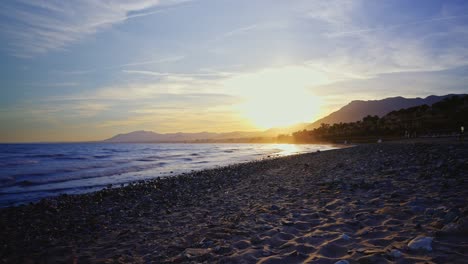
293 95 468 143
103 130 263 143
306 94 464 129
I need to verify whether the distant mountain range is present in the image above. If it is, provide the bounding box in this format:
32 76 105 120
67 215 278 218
103 130 265 143
103 94 465 142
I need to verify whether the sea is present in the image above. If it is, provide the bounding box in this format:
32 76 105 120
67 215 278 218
0 143 337 207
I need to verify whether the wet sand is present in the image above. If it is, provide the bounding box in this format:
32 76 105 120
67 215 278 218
1 142 467 263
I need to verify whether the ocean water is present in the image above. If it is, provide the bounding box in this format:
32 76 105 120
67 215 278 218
0 143 337 207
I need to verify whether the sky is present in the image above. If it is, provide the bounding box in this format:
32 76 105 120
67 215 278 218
1 0 468 142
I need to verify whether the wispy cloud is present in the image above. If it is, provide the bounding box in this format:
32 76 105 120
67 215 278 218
223 21 287 38
55 55 185 75
304 0 468 79
0 0 191 57
306 0 358 26
117 55 185 68
326 14 468 37
211 21 288 43
25 81 79 88
122 69 232 78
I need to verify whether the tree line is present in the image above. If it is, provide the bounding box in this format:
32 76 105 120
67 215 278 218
288 95 468 143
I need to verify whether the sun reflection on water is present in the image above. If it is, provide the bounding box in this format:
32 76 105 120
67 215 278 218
273 144 302 156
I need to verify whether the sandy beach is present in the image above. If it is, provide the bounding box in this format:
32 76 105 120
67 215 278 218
1 142 467 263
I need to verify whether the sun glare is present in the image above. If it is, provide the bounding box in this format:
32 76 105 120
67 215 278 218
275 144 301 156
224 66 326 129
240 90 321 129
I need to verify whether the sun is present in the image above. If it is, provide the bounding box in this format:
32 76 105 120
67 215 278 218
240 90 321 129
223 65 326 129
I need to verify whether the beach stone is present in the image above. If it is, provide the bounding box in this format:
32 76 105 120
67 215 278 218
341 233 351 240
440 217 468 234
411 206 425 213
270 205 280 211
214 245 233 254
203 240 214 247
434 208 447 218
408 236 433 251
389 249 402 258
334 260 349 264
184 248 211 258
357 254 389 264
443 211 458 223
424 208 435 216
319 243 348 258
233 240 251 250
251 235 262 245
259 224 274 230
442 223 458 233
456 217 468 233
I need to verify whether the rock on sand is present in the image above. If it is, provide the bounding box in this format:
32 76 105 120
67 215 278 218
334 260 350 264
408 236 433 251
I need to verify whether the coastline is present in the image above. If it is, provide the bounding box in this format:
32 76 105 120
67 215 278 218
1 142 467 263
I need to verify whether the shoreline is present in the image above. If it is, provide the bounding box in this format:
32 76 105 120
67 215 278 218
1 142 467 263
0 143 342 208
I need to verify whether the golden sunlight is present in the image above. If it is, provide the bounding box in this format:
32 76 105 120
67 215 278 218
223 65 327 129
240 89 321 129
274 144 301 156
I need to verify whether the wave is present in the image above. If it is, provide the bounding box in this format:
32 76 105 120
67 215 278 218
0 159 39 167
93 155 113 159
102 148 130 153
29 153 67 158
0 184 108 196
2 162 170 189
56 156 90 161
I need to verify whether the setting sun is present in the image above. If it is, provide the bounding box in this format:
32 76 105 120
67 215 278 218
223 65 326 128
239 90 322 129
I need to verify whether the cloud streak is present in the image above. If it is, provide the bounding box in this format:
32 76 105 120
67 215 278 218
122 69 232 78
0 0 190 57
304 0 468 79
54 55 185 75
326 13 468 37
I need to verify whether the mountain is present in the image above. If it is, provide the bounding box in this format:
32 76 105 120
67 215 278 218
305 94 465 130
103 130 263 143
293 94 468 143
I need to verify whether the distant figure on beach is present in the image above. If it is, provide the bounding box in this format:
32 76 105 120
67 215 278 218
461 126 465 141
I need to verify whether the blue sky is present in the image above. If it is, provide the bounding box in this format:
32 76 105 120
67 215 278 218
1 0 468 142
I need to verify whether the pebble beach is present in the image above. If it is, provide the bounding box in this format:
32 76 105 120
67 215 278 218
1 142 467 263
